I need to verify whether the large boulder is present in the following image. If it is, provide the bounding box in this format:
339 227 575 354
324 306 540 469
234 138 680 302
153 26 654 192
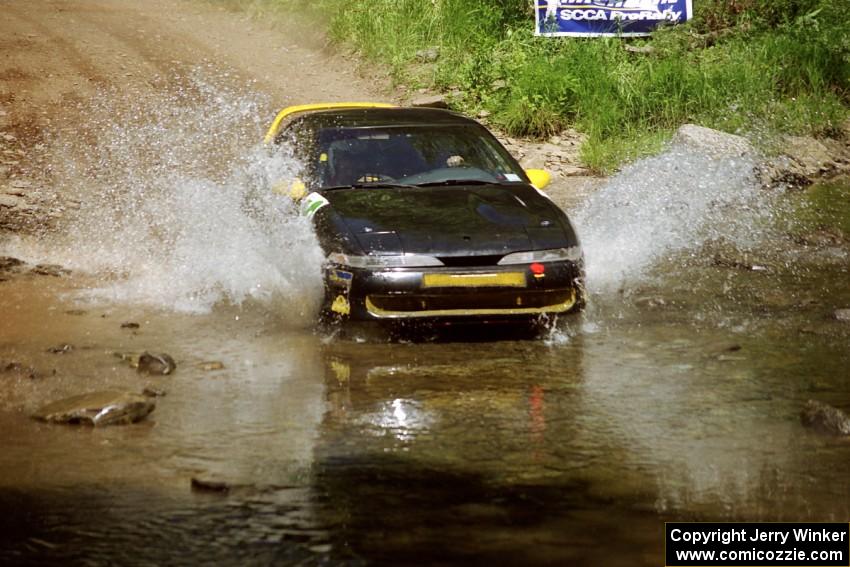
672 124 755 159
759 135 848 188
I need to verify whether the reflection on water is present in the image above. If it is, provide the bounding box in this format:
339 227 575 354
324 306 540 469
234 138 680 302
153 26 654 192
1 249 850 564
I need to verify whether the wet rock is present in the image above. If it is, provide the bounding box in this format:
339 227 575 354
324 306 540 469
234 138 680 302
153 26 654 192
414 47 440 63
794 227 846 248
190 477 231 493
411 94 448 109
309 544 332 554
33 391 155 426
114 351 141 368
757 155 812 189
197 361 224 371
672 124 755 159
712 254 769 272
2 362 40 379
47 343 73 354
740 393 772 402
137 352 176 375
120 321 140 329
782 136 837 177
800 400 850 436
633 296 667 308
806 380 833 393
142 386 166 397
30 264 70 277
834 309 850 322
799 325 830 336
0 256 25 271
758 134 850 188
707 344 744 360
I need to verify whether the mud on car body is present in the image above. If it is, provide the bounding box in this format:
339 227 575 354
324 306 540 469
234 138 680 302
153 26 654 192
266 103 585 326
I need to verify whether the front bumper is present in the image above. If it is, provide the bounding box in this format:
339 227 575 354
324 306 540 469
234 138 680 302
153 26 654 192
323 261 584 321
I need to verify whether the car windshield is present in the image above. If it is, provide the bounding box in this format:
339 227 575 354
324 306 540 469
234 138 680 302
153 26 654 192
309 124 527 189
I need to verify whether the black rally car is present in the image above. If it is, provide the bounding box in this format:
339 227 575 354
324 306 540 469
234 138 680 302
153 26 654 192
266 103 585 324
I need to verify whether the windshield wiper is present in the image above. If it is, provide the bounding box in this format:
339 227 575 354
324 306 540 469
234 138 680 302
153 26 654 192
322 182 418 191
413 179 498 187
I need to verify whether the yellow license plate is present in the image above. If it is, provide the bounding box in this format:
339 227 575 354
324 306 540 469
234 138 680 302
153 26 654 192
422 272 526 288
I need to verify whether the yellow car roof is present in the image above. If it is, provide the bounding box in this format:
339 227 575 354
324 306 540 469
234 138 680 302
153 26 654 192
264 102 396 144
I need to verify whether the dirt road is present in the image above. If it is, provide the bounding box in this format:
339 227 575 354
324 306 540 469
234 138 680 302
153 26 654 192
1 0 381 126
0 0 396 234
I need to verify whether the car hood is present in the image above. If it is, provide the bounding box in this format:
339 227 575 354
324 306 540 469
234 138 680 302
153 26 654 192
320 184 576 258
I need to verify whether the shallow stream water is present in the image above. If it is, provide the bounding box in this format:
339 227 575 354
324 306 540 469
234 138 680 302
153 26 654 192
1 77 849 565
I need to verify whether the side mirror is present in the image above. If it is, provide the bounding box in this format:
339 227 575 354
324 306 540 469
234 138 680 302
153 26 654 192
272 178 307 201
525 169 551 190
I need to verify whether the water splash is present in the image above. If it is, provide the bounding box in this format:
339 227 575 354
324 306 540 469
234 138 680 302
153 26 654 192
16 69 324 317
572 145 774 294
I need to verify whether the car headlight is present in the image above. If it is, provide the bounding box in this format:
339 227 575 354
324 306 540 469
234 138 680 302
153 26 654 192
328 253 444 268
497 246 583 265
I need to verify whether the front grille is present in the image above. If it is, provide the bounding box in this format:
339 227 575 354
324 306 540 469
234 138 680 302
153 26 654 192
437 255 503 267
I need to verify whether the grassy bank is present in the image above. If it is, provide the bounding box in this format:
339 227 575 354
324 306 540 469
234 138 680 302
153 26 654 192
243 0 849 172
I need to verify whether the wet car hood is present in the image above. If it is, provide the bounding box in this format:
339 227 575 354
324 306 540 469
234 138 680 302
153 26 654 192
318 184 577 258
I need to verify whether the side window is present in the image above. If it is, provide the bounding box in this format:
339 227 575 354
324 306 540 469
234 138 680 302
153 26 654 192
275 119 319 187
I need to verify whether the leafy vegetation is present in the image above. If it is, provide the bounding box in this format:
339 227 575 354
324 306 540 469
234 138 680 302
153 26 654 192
250 0 849 172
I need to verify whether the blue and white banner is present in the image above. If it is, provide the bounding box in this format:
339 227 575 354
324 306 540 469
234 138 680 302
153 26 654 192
536 1 693 37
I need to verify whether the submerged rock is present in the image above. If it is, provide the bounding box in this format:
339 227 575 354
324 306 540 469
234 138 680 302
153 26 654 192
190 477 231 493
633 296 667 308
197 361 224 371
47 343 73 354
800 400 850 436
33 391 155 426
834 309 850 322
137 352 176 375
712 254 769 272
2 361 40 379
120 321 140 329
142 387 166 397
114 351 141 368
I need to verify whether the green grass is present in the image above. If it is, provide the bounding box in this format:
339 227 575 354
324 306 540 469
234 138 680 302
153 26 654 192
235 0 850 172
